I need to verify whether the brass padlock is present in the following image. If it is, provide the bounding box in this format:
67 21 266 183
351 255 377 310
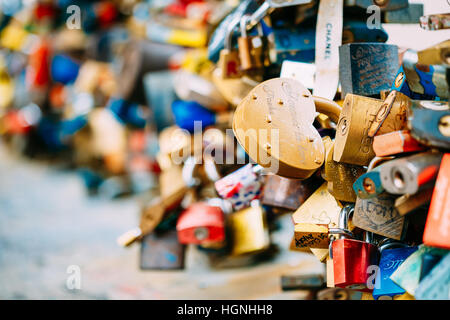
293 183 343 249
394 188 433 216
321 137 366 202
233 78 342 179
237 14 264 72
353 195 405 240
333 92 410 166
229 200 270 256
217 15 242 80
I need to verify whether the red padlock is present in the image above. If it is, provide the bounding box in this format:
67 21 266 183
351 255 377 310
176 201 225 245
423 153 450 249
331 206 379 292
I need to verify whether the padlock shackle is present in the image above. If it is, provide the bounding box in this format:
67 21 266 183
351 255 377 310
378 238 409 252
367 156 394 171
224 15 242 50
312 96 342 124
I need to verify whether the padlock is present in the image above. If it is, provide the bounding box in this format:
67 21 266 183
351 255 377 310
407 100 450 150
372 240 418 300
423 153 450 249
140 230 185 270
331 207 379 291
414 40 450 66
390 245 448 296
107 98 149 129
237 14 265 72
384 3 423 24
372 130 425 157
345 0 408 11
279 60 316 90
353 194 405 240
261 174 321 211
233 78 342 178
176 201 225 245
415 252 450 300
157 125 196 170
214 163 263 211
172 70 228 111
281 274 325 291
333 92 410 166
339 43 399 98
217 14 243 80
419 14 450 31
353 156 393 199
229 200 270 256
394 188 434 216
270 26 315 65
322 138 366 202
419 252 444 282
293 183 343 249
379 152 443 196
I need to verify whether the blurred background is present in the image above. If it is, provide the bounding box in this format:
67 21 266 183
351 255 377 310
0 0 448 300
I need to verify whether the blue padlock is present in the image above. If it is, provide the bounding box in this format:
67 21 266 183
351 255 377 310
51 54 80 85
171 100 216 133
373 242 418 300
107 98 148 129
415 252 450 300
38 115 87 150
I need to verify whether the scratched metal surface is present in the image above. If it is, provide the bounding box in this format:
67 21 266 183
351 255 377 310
0 141 322 299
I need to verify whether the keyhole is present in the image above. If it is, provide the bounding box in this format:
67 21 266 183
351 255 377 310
438 115 450 137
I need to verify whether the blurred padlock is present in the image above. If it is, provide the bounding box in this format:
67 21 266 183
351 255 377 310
238 15 266 73
415 252 450 300
423 153 450 249
372 130 425 157
229 200 270 256
176 201 225 245
394 188 434 216
140 230 185 270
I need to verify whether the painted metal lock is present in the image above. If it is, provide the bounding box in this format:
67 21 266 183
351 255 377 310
229 200 270 256
414 252 450 300
407 100 450 150
176 202 225 245
271 27 315 64
390 245 448 296
372 130 425 157
233 77 342 178
261 174 321 211
339 43 399 98
423 153 450 249
140 230 185 270
394 188 434 216
414 40 450 66
214 164 263 211
322 138 366 202
379 152 443 195
353 193 405 240
384 3 423 24
107 98 149 129
293 183 342 249
331 208 379 291
333 93 410 166
420 14 450 31
353 156 393 199
346 0 408 11
372 241 418 300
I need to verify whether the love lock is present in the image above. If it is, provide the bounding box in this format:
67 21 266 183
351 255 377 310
233 77 341 179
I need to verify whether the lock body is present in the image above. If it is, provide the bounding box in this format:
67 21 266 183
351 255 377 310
332 238 379 291
354 196 405 240
176 202 225 245
372 130 425 157
140 230 185 270
339 43 399 97
414 253 450 300
229 203 270 256
372 246 418 300
423 153 450 249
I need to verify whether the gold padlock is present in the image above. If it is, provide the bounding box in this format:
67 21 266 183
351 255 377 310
321 137 366 202
233 78 335 179
237 15 264 72
229 200 270 256
353 195 405 240
292 183 342 249
333 93 410 166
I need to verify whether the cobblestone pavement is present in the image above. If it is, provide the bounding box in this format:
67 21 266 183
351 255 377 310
0 142 323 300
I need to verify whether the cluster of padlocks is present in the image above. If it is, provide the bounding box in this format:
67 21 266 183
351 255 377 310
0 0 449 300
